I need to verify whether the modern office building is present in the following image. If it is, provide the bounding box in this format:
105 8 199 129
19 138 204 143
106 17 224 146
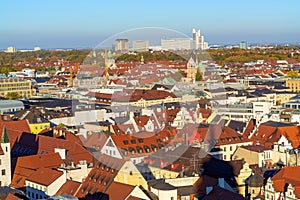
114 39 129 52
161 38 195 50
239 41 248 50
132 40 149 52
161 28 208 50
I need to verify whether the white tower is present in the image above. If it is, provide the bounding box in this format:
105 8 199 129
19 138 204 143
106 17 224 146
0 126 11 186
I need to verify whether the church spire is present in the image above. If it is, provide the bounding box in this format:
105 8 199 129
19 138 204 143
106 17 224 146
1 126 9 143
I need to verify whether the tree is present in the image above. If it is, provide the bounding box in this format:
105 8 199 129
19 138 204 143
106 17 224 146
287 70 299 78
195 69 203 81
5 92 21 100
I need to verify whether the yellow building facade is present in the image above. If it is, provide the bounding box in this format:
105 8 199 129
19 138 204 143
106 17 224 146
0 78 36 98
29 122 51 134
286 79 300 93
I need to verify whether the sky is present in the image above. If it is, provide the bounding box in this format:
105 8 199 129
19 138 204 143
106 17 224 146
1 0 299 49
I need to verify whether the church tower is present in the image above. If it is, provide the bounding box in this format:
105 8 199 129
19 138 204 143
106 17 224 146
186 52 198 83
0 126 11 186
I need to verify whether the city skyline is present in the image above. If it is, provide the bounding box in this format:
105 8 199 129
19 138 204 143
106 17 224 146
1 0 300 49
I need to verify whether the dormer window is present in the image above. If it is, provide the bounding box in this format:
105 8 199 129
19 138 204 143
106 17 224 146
131 139 136 144
123 140 129 145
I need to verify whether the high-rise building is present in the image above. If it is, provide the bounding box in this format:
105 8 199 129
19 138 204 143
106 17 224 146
114 39 129 52
240 41 248 50
132 40 149 52
193 28 207 50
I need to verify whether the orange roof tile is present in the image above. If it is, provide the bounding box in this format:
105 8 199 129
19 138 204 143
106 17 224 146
26 167 64 186
105 182 135 200
76 154 125 198
55 180 81 196
11 153 63 189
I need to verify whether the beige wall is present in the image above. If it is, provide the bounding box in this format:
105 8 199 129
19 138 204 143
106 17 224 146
114 161 148 189
220 141 253 161
47 171 66 196
150 187 177 200
148 166 179 179
0 143 11 186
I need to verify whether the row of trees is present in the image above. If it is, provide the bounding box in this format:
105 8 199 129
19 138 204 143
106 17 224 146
207 47 300 65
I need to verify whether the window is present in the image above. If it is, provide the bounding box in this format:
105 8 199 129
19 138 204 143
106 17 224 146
171 197 174 200
1 169 5 175
230 146 232 151
131 139 136 144
0 159 1 165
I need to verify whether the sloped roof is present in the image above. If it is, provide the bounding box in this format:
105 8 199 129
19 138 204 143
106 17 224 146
250 121 300 148
26 167 64 186
105 182 136 200
75 154 125 198
11 132 94 165
202 186 247 200
55 180 81 196
14 109 49 124
271 166 300 193
11 153 63 188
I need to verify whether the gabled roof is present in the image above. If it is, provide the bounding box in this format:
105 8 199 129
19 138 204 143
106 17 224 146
105 182 136 200
134 116 150 127
250 121 300 148
271 166 300 194
15 131 93 164
11 153 63 188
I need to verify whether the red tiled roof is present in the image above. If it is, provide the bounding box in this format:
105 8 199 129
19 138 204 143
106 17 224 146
26 167 64 186
189 125 251 146
5 193 20 200
12 132 94 165
198 108 212 119
272 166 300 193
76 154 125 198
0 120 31 147
112 89 177 102
105 182 135 200
110 129 175 158
243 119 256 137
11 153 63 189
250 123 300 148
56 180 81 196
134 116 150 127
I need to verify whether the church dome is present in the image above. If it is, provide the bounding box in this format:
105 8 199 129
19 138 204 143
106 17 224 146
247 173 264 187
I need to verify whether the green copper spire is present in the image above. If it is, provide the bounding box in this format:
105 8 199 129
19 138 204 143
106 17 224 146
1 126 9 143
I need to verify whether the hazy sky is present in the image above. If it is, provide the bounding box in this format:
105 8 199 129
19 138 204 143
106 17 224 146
1 0 299 49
